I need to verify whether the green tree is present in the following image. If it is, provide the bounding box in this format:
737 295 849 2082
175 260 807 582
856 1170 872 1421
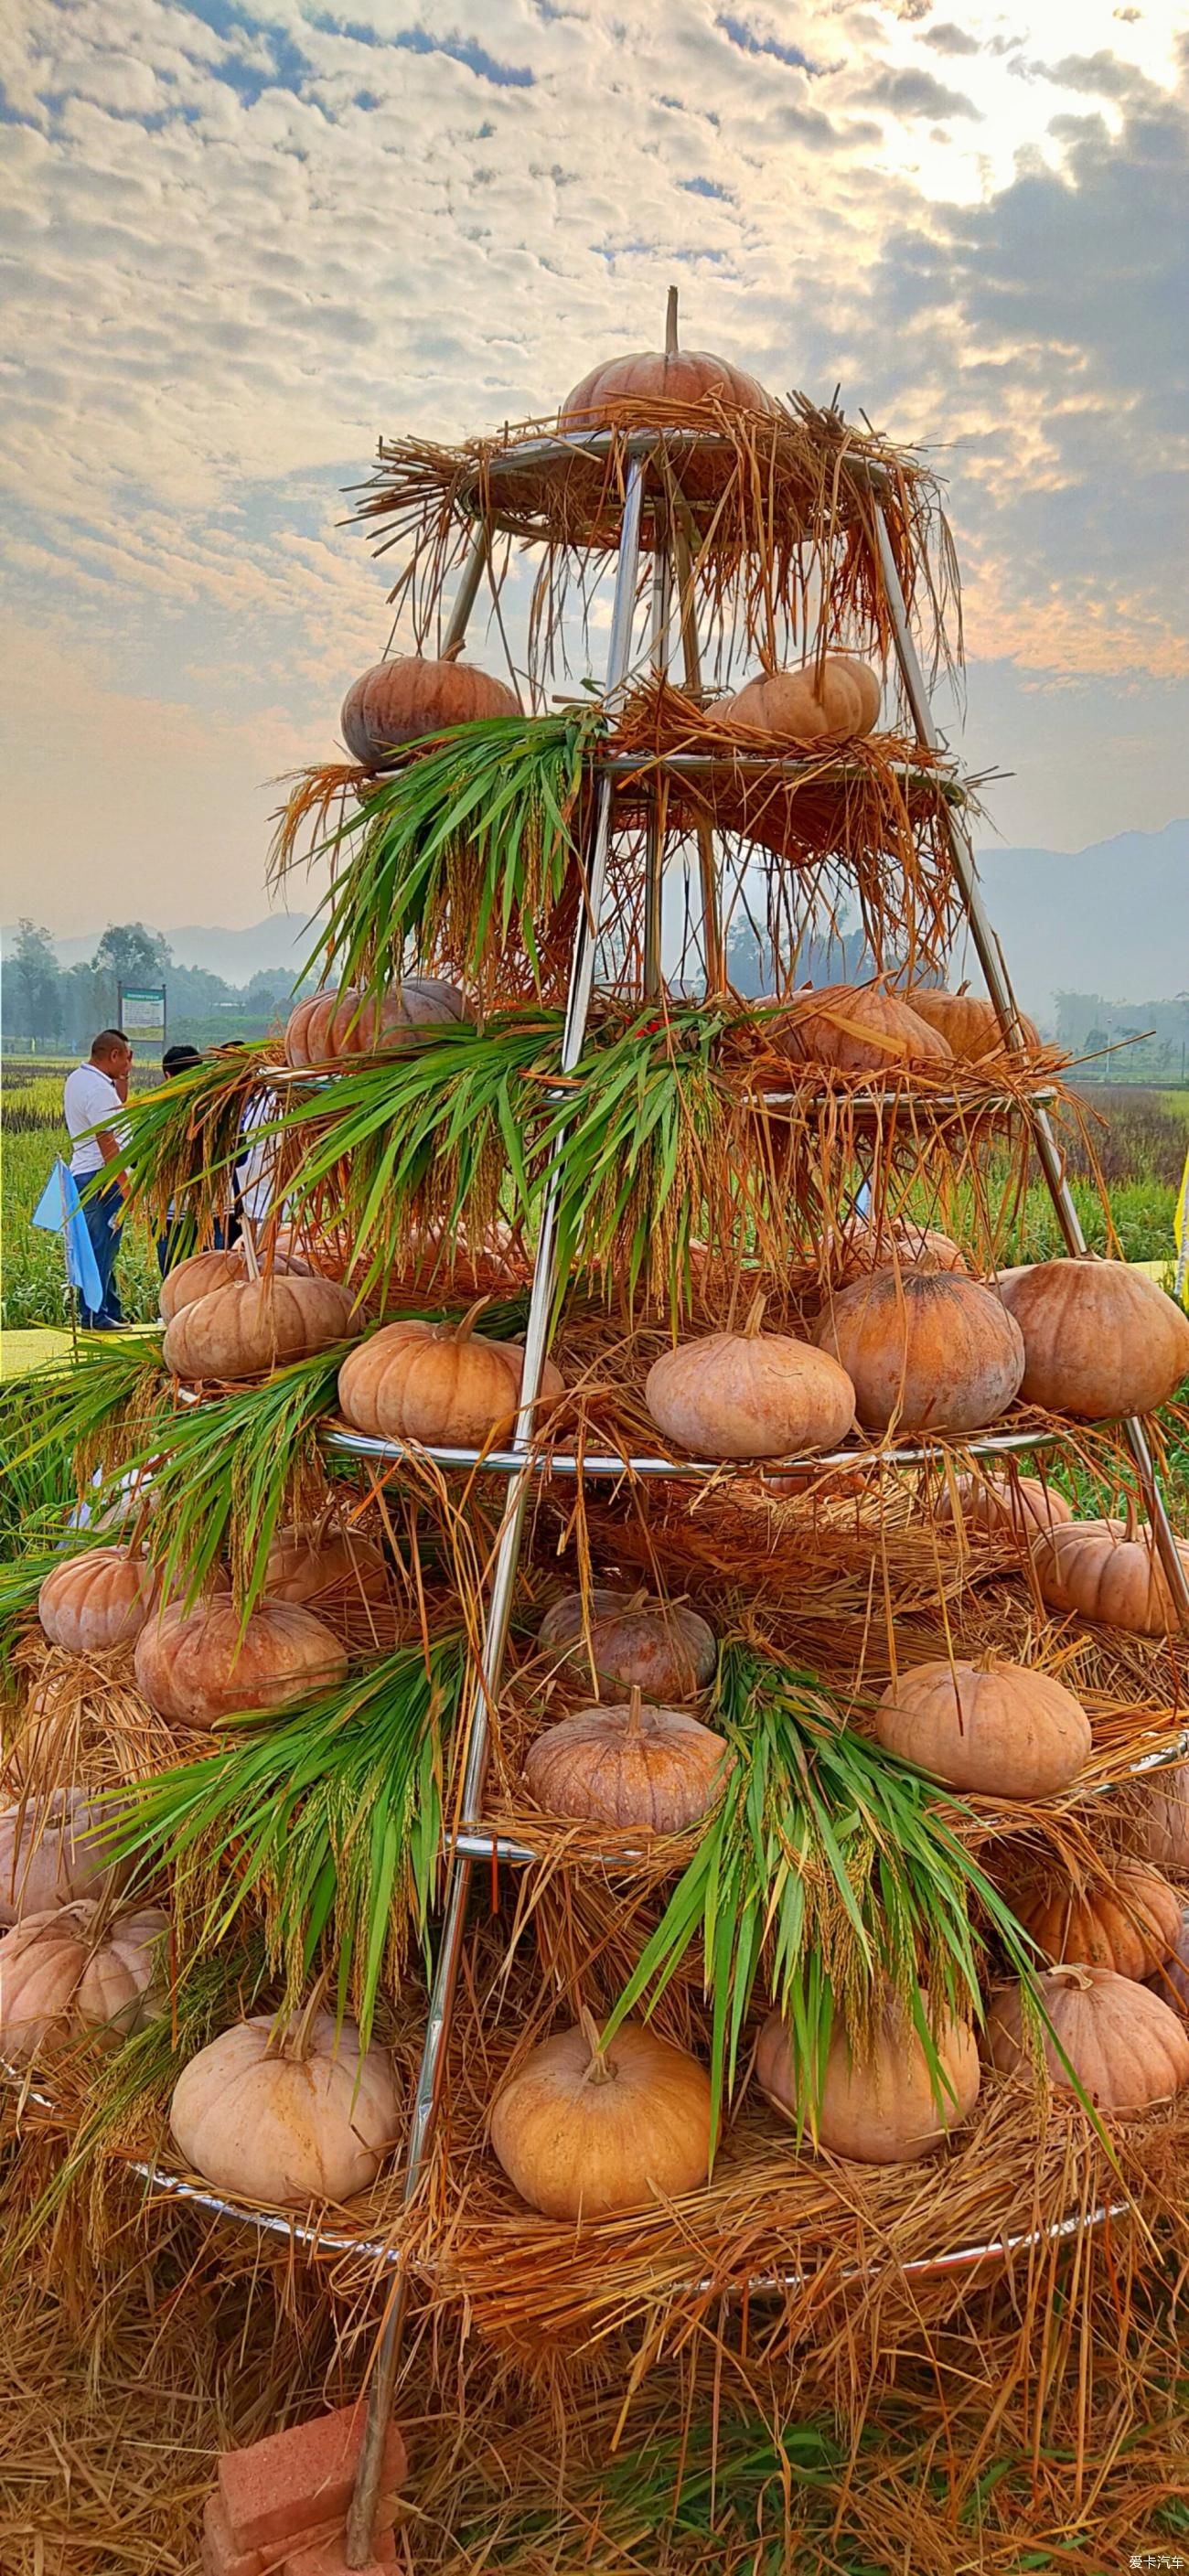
5 919 63 1048
91 922 172 1028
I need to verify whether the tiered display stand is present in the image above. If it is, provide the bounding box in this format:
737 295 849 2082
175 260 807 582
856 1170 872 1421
8 298 1189 2570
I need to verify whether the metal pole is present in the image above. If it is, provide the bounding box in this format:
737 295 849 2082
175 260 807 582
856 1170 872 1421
873 500 1189 1631
344 456 648 2566
441 526 487 657
671 508 725 993
643 514 673 999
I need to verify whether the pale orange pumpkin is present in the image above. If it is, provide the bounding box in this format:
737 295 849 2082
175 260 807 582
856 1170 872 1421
37 1548 157 1653
1032 1516 1189 1637
283 978 471 1071
0 1789 124 1927
1134 1769 1189 1871
537 1588 717 1701
1149 1904 1189 2014
997 1259 1189 1421
159 1244 316 1327
987 1964 1189 2114
162 1275 356 1383
723 656 881 743
873 1657 1091 1800
937 1471 1073 1542
756 1990 980 2164
560 347 777 429
645 1296 855 1461
829 1218 968 1284
812 1269 1024 1437
134 1600 347 1729
340 655 519 769
170 2000 399 2206
1015 1864 1181 1983
524 1687 732 1833
0 1900 167 2063
262 1526 390 1608
337 1307 564 1448
489 2011 712 2218
777 984 953 1074
905 988 1039 1060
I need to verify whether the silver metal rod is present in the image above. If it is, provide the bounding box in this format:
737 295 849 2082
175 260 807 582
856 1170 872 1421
440 526 487 656
345 456 648 2566
671 507 725 993
643 518 673 998
873 503 1189 1636
324 1421 1071 1480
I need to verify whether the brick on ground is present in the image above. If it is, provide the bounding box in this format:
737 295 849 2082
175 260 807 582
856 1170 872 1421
215 2405 408 2558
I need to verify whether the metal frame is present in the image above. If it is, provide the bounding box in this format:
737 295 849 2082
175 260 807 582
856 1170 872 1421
325 1421 1070 1480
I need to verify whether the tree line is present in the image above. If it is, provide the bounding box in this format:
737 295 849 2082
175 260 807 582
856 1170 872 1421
4 921 307 1055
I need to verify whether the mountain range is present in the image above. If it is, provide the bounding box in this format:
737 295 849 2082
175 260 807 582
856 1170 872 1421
10 818 1187 1020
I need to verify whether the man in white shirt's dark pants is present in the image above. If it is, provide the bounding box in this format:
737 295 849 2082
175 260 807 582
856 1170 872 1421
62 1028 134 1329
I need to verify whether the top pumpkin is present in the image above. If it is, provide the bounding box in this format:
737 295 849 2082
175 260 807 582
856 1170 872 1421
777 984 952 1075
284 979 471 1072
560 347 778 431
905 989 1040 1061
996 1259 1189 1421
723 656 882 743
340 655 520 770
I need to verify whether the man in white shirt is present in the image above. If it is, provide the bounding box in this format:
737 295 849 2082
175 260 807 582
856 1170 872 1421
62 1028 134 1329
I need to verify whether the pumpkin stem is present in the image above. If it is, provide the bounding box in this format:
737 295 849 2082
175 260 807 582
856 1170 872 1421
447 1296 492 1346
742 1292 767 1340
665 284 679 357
625 1686 644 1740
578 2003 615 2086
442 637 466 665
272 1963 333 2064
239 1222 261 1285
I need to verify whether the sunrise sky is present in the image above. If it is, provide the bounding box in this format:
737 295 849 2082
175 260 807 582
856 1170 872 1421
2 0 1186 931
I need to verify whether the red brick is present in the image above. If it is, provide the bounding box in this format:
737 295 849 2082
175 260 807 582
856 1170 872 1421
201 2492 264 2576
280 2528 398 2576
218 2407 407 2556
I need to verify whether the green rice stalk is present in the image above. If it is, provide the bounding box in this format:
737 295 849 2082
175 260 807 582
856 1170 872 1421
130 1348 352 1613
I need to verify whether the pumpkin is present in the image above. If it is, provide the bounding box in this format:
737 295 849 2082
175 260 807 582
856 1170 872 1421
337 1306 564 1449
560 347 777 430
996 1259 1189 1421
1016 1864 1181 1983
812 1270 1025 1437
905 988 1040 1060
524 1686 732 1833
1133 1769 1189 1871
0 1790 124 1927
777 984 953 1074
37 1548 157 1652
1032 1516 1189 1637
830 1219 968 1283
0 1900 167 2063
987 1963 1189 2114
1149 1903 1189 2014
873 1657 1091 1800
756 1990 980 2164
170 1999 399 2206
262 1526 390 1608
937 1471 1072 1541
340 654 519 769
159 1244 316 1327
645 1296 855 1461
134 1601 347 1729
489 2011 712 2218
536 1588 716 1702
723 656 881 743
283 978 471 1072
162 1275 356 1384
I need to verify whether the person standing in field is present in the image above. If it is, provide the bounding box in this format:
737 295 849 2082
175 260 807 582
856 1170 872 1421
62 1028 134 1330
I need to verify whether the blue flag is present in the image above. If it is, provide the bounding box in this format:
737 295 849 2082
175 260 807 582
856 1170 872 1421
31 1160 104 1317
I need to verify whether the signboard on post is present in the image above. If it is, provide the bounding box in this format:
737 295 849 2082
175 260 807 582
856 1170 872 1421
117 984 166 1048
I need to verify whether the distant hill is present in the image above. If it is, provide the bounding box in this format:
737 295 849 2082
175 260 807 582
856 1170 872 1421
972 819 1189 1020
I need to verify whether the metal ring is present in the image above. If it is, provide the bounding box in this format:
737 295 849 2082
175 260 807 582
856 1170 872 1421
323 1421 1070 1481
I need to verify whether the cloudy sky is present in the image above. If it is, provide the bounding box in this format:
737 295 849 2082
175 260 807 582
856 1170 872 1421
1 0 1186 933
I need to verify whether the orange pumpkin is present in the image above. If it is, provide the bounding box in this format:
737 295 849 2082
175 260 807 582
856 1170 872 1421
340 655 519 769
37 1548 157 1653
937 1471 1073 1541
337 1308 564 1449
830 1219 968 1284
0 1789 124 1926
1032 1517 1189 1637
873 1657 1091 1800
560 347 777 429
537 1588 716 1702
159 1244 316 1327
283 979 470 1071
905 989 1039 1060
756 1990 980 2164
777 984 953 1074
987 1964 1189 2114
524 1688 733 1833
997 1259 1189 1421
162 1275 356 1383
134 1600 347 1729
0 1900 167 2063
262 1526 390 1608
1016 1864 1181 1983
812 1269 1024 1437
489 2013 712 2218
1134 1770 1189 1871
723 656 881 743
645 1299 856 1461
